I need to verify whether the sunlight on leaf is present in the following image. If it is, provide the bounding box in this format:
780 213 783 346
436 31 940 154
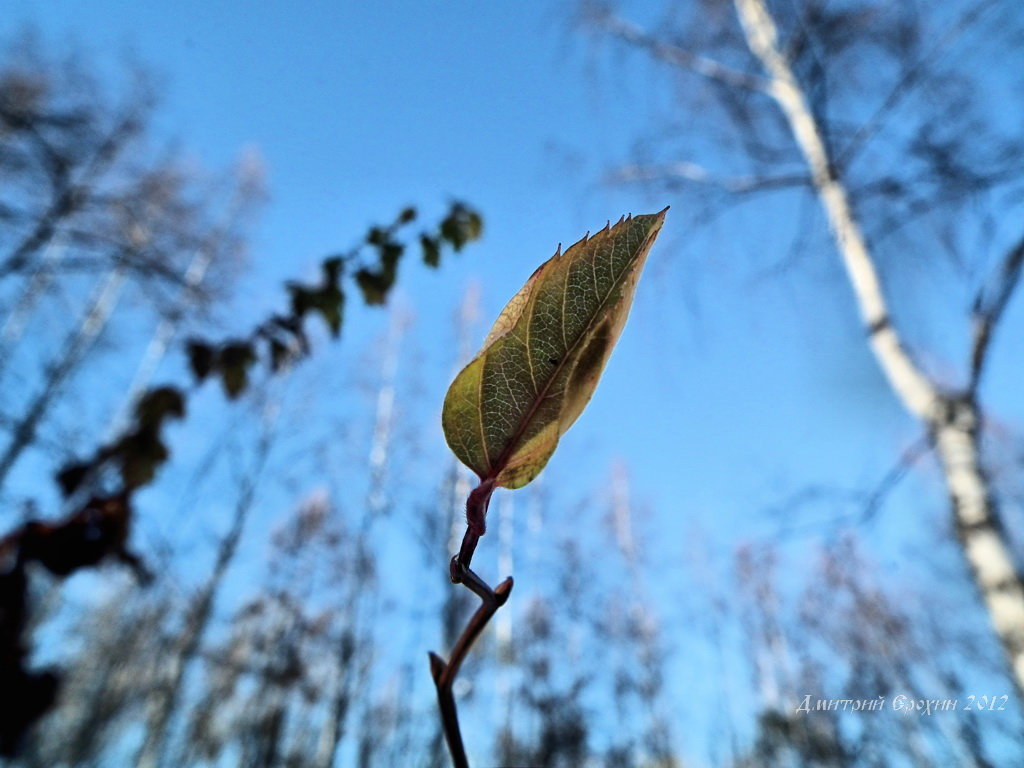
442 209 667 489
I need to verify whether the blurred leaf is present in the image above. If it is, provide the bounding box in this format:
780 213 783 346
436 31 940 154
420 234 441 267
440 203 483 251
134 386 186 427
218 342 257 399
288 284 315 319
314 286 344 336
55 461 92 497
379 241 403 268
442 210 667 489
322 255 344 284
366 226 387 246
186 341 215 382
269 338 291 372
115 426 169 489
355 268 394 306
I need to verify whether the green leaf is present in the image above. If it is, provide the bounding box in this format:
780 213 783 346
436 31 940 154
442 209 667 489
440 203 483 251
115 425 169 490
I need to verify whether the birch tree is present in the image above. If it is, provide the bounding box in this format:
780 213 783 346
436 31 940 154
583 0 1024 695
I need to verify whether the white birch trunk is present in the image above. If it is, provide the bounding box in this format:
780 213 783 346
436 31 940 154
734 0 1024 696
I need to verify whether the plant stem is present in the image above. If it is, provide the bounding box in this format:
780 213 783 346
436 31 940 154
429 481 512 768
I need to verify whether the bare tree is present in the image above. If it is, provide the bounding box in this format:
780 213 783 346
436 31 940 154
583 0 1024 695
730 534 1023 767
0 36 254 501
134 394 281 768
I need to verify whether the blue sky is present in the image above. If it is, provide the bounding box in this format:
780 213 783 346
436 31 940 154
5 0 1024 763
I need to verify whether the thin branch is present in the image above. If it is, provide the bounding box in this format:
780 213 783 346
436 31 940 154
836 0 1000 169
589 10 770 93
733 0 940 422
0 105 141 278
607 160 809 195
768 434 933 540
429 565 513 768
970 232 1024 389
428 481 512 768
734 0 1024 697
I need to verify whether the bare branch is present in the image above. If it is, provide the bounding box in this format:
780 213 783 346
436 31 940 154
589 10 770 93
733 0 1024 698
733 0 940 421
607 160 809 195
0 104 143 278
970 232 1024 389
767 434 932 540
837 0 1000 169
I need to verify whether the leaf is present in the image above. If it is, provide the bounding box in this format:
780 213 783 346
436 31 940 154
420 234 441 268
56 461 92 497
134 386 186 427
288 284 314 318
217 342 257 399
440 203 483 251
186 340 215 382
313 285 344 337
269 338 291 371
442 209 667 490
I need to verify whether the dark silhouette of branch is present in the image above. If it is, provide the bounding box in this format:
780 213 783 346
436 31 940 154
970 232 1024 389
0 492 146 757
836 0 1000 169
0 65 150 278
765 434 933 541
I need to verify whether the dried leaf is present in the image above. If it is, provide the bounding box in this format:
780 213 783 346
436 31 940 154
442 209 667 489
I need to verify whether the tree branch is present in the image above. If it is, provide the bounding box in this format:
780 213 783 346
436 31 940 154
733 0 940 422
428 480 512 768
733 0 1024 698
588 9 770 93
607 161 809 195
836 0 1000 169
970 232 1024 390
429 564 513 768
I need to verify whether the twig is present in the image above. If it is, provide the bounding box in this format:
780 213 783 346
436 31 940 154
836 0 999 169
607 161 809 195
969 232 1024 390
589 9 769 93
428 481 513 768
